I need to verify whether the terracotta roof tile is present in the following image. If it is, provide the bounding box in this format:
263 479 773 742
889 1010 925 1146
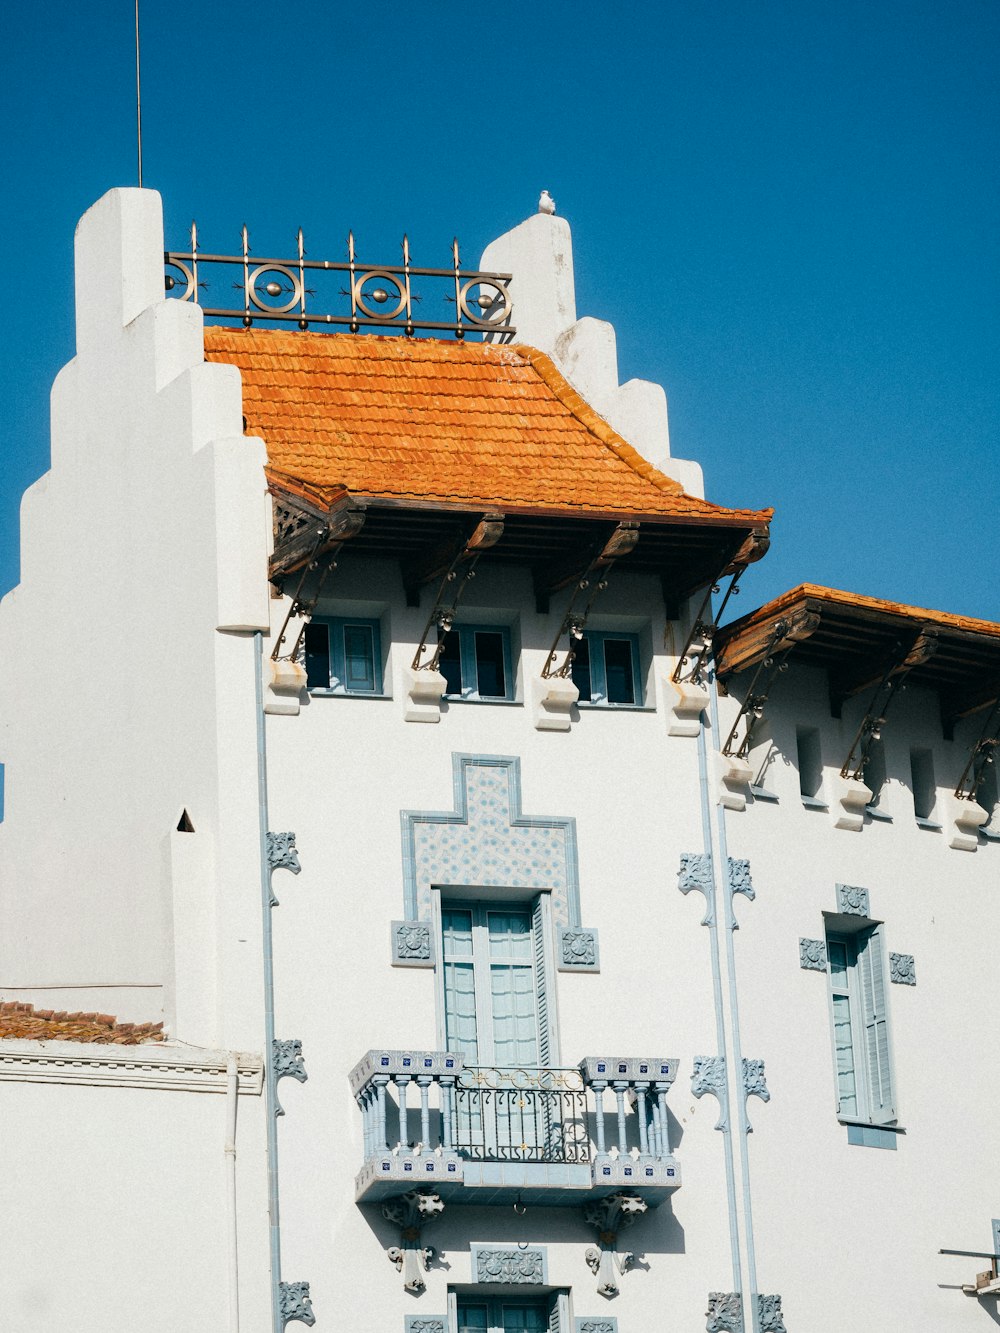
729 583 1000 640
203 328 772 527
0 1001 164 1045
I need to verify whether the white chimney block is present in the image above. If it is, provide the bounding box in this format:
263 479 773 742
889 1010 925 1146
554 317 620 405
74 188 165 358
601 379 671 471
480 213 577 353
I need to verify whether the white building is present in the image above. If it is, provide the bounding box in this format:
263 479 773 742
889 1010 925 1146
1 187 998 1333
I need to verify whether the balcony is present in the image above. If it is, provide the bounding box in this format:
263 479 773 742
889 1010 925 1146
349 1050 681 1205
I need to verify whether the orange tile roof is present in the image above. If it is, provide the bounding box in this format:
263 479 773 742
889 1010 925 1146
0 1001 164 1045
728 583 1000 640
203 328 772 527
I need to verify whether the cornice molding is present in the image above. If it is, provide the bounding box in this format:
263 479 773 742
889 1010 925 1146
0 1039 264 1094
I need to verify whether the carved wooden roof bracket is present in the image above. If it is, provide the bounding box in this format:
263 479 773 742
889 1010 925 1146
839 628 939 781
720 609 822 758
953 695 1000 801
410 513 505 673
540 523 640 681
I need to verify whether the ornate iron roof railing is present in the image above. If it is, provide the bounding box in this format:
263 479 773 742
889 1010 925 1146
163 223 515 340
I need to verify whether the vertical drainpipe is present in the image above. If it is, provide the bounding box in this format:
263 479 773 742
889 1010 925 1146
254 631 283 1333
225 1052 241 1333
709 677 761 1333
696 720 743 1298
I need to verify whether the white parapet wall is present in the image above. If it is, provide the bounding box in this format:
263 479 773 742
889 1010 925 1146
481 205 705 495
0 189 270 1051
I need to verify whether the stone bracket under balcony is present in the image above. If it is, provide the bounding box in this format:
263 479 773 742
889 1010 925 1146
350 1049 682 1206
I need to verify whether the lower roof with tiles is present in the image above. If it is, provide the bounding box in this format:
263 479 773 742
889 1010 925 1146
203 328 772 530
0 1001 164 1045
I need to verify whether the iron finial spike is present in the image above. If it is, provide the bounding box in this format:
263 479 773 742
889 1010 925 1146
453 237 460 269
297 227 304 259
402 233 410 265
241 224 249 256
190 220 197 251
347 230 355 262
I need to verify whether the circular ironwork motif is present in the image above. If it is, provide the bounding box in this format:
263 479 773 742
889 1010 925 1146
164 259 195 301
354 269 407 320
459 279 511 328
249 263 302 314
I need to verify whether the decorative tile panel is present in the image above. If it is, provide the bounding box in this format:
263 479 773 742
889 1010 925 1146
559 926 600 971
392 921 434 967
835 883 870 917
472 1244 547 1284
799 938 827 971
576 1317 618 1332
889 952 916 985
401 755 580 926
405 1319 447 1333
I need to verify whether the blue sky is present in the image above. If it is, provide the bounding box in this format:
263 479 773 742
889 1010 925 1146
2 0 998 620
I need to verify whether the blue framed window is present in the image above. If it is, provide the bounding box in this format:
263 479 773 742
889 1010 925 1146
571 631 642 706
456 1296 556 1332
437 625 514 701
826 925 895 1126
304 617 382 694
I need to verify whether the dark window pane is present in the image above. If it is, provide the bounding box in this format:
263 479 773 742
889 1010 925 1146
475 631 506 698
570 637 592 701
343 624 376 692
304 623 330 689
438 630 462 696
604 638 635 704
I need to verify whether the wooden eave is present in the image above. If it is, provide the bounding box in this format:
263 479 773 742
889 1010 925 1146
714 586 1000 723
269 483 770 609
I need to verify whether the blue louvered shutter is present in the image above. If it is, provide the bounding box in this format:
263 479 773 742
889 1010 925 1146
858 926 895 1123
547 1293 564 1332
532 897 552 1068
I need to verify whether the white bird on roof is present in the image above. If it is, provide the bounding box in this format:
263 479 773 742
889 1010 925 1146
538 190 556 215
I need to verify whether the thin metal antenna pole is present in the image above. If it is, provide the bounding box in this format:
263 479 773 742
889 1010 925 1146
135 0 143 187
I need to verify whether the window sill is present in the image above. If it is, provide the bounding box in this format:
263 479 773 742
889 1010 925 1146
837 1116 902 1129
308 689 393 701
442 696 522 707
865 805 893 823
577 702 656 713
840 1119 903 1151
749 784 779 802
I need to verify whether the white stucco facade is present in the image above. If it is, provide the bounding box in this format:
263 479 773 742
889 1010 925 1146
1 188 997 1333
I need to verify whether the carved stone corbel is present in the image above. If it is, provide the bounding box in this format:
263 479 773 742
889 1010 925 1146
757 1294 787 1332
583 1192 648 1296
706 1291 743 1332
741 1058 770 1132
667 676 710 737
944 793 989 851
719 753 754 811
266 831 301 905
691 1055 728 1132
383 1190 445 1292
727 857 754 928
678 852 715 927
278 1280 315 1327
273 1038 307 1116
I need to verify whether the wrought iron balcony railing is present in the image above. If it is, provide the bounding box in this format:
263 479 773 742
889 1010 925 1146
164 224 516 341
348 1050 681 1204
